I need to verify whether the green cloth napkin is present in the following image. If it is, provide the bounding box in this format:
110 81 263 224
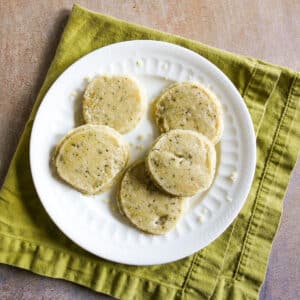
0 4 299 299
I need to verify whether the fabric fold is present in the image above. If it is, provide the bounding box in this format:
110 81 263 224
242 63 281 134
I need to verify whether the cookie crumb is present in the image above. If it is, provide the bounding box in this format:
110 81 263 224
162 63 168 70
202 207 208 214
136 59 144 67
226 195 233 202
103 198 110 203
229 171 238 182
197 215 205 223
136 144 144 151
137 134 144 141
71 91 78 97
84 76 91 82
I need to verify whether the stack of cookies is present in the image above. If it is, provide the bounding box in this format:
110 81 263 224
53 76 223 235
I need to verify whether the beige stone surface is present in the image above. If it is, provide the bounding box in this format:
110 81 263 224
0 1 299 299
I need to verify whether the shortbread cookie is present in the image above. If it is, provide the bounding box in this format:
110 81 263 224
118 161 184 235
153 82 223 144
83 75 144 133
54 124 129 194
146 129 216 196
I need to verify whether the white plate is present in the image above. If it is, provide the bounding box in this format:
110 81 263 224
30 40 256 265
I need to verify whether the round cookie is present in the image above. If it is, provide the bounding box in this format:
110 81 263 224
54 124 129 194
153 81 223 144
82 75 144 133
118 161 184 235
145 129 216 197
